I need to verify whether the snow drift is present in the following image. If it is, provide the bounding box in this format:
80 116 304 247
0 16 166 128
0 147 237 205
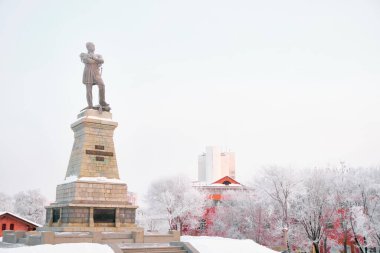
181 236 278 253
0 243 114 253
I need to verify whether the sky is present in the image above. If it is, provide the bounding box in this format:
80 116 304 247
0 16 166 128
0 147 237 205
0 0 380 201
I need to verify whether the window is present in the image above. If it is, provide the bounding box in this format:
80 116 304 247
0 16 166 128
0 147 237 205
1 224 6 230
10 224 14 230
27 226 36 231
52 208 60 223
198 219 206 231
213 199 221 206
94 208 115 223
222 180 231 185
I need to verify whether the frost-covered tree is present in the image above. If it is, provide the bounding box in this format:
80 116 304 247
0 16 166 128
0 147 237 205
145 175 208 233
208 190 253 238
209 189 280 246
328 163 358 253
243 165 380 253
348 168 380 253
362 168 380 249
371 196 380 247
255 166 300 252
292 168 335 253
0 192 13 213
135 208 168 232
246 191 281 246
13 189 47 225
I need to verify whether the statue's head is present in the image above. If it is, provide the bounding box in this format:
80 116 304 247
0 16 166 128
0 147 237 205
86 42 95 53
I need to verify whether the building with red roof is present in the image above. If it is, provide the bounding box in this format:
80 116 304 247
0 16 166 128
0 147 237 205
187 176 247 235
0 212 40 237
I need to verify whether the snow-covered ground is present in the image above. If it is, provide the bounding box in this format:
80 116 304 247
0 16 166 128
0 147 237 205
0 243 114 253
181 236 279 253
0 236 278 253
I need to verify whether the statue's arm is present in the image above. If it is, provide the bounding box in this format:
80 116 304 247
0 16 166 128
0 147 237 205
94 54 104 64
80 53 96 64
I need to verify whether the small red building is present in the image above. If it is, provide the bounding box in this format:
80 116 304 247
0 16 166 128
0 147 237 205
187 176 247 235
0 212 40 237
193 176 246 202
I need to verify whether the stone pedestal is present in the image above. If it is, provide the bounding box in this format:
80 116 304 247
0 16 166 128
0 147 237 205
41 109 140 232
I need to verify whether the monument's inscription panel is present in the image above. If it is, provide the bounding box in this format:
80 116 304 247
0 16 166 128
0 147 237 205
85 150 114 156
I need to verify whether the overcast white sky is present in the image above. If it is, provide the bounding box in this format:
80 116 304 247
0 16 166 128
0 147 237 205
1 0 380 201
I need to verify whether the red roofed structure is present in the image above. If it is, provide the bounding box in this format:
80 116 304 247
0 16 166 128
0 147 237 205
193 175 246 203
212 176 241 185
0 212 40 237
186 176 247 235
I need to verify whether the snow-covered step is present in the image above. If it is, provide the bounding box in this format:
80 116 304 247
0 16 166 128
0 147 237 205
100 232 134 243
104 238 135 243
122 249 186 253
118 243 187 253
102 232 133 239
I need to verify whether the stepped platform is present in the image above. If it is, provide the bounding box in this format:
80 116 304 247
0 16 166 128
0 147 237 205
2 230 181 246
115 242 199 253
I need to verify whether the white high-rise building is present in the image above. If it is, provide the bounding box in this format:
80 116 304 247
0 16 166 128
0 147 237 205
198 146 235 183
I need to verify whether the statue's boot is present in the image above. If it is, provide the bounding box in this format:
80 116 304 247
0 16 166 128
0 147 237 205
98 83 109 107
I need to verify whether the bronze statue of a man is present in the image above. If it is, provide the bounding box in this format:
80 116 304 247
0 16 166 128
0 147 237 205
80 42 109 109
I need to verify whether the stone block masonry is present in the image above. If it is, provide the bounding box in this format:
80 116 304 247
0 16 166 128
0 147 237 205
65 109 120 179
56 181 129 204
41 109 140 232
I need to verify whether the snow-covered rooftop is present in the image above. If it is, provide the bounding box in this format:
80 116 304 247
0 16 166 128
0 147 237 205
192 182 244 187
0 212 41 227
207 183 243 187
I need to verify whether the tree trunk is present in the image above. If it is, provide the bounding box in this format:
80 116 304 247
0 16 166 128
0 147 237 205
343 236 347 253
256 208 262 244
354 237 365 253
312 242 320 253
286 238 291 253
283 228 291 253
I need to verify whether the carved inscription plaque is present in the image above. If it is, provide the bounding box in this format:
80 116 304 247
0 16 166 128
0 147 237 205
85 150 113 156
86 146 113 162
96 156 105 161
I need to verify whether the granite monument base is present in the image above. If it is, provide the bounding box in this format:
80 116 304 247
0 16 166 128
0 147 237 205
40 179 139 232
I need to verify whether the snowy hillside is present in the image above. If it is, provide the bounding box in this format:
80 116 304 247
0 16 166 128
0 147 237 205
182 236 279 253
